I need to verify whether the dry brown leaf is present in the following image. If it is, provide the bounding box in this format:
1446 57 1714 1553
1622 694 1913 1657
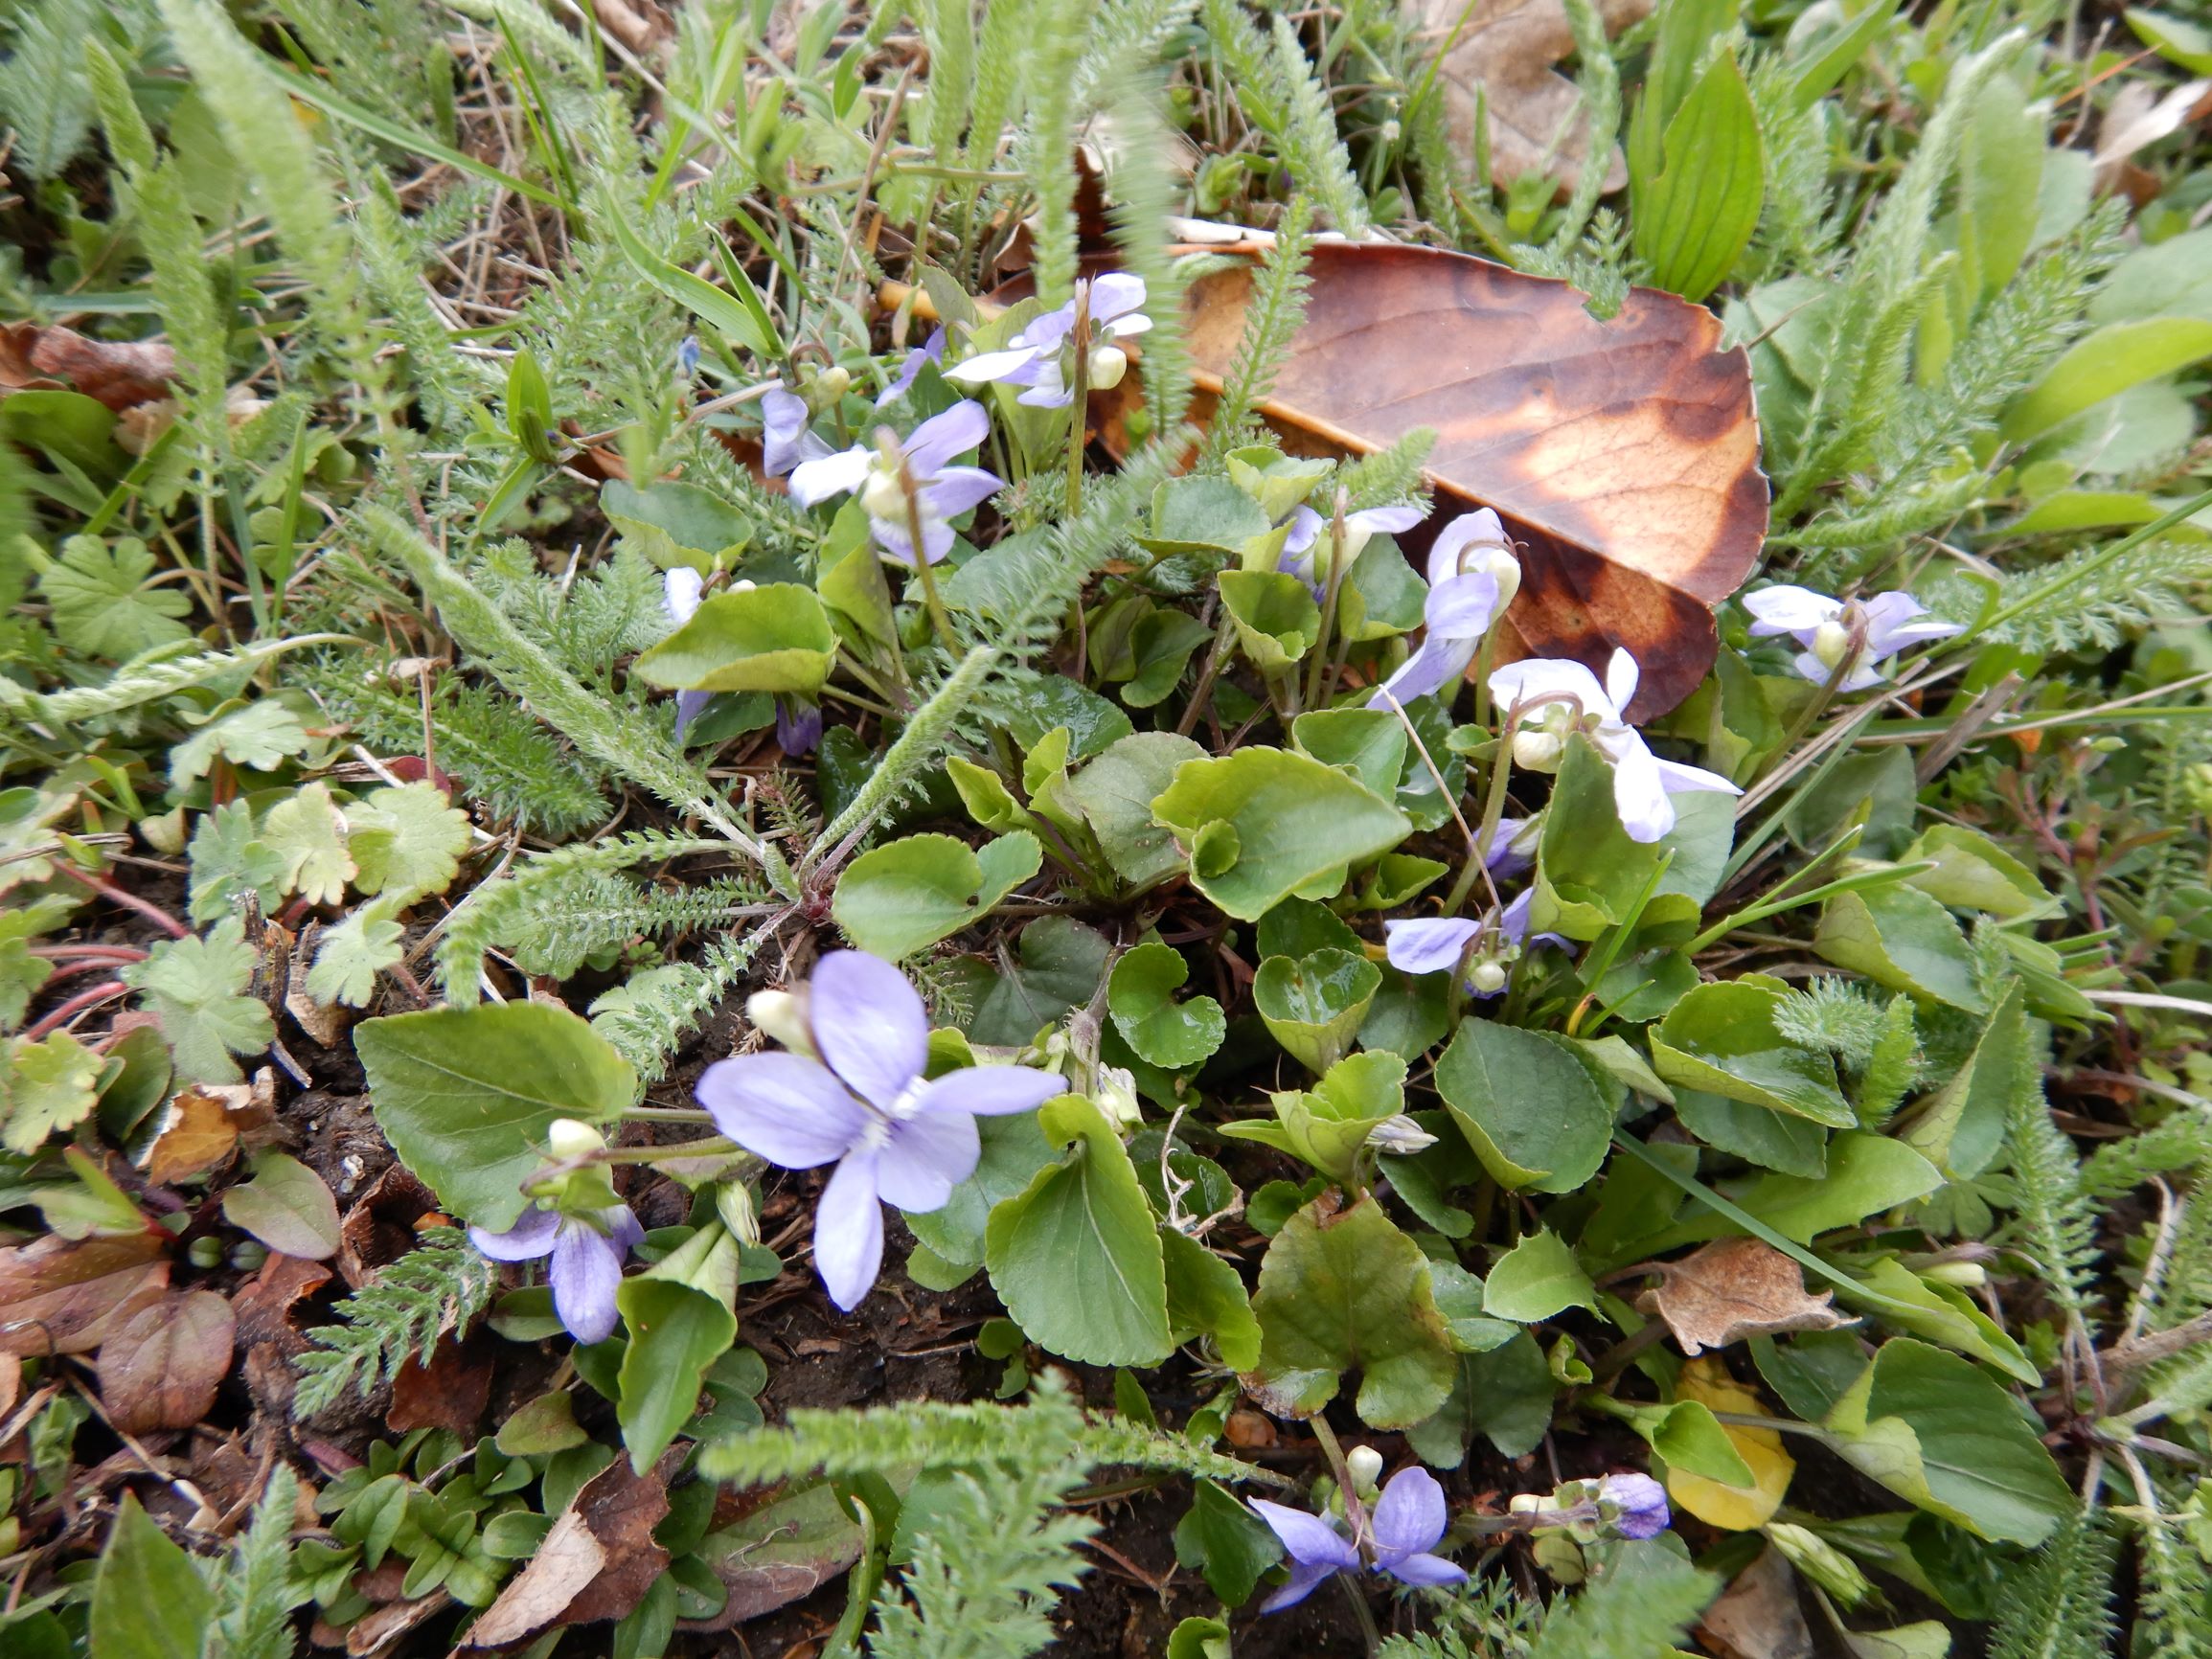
1179 242 1767 716
142 1072 277 1184
1414 0 1653 192
467 1453 674 1647
96 1290 236 1433
1699 1545 1814 1659
231 1252 334 1352
0 1232 171 1356
1642 1237 1853 1355
385 1332 493 1438
0 323 176 411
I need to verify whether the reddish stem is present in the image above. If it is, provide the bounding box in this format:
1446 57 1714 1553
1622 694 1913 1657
24 981 129 1040
54 866 190 940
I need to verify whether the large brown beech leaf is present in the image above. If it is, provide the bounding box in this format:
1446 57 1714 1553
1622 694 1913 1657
1178 243 1767 717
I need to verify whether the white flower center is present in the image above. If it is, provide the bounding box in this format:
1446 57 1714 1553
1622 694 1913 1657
860 463 908 523
1812 615 1857 670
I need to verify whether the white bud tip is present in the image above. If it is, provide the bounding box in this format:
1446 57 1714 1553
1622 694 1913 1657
1086 346 1128 391
1347 1445 1384 1488
1470 961 1508 994
1514 730 1564 772
547 1118 604 1159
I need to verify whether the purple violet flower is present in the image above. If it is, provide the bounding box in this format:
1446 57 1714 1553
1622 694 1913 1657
1383 889 1568 997
1277 504 1425 592
877 327 946 407
1742 584 1964 693
469 1203 644 1346
762 387 835 479
1599 1472 1672 1540
1364 511 1521 712
1251 1466 1467 1613
694 950 1062 1310
948 273 1152 408
787 400 1003 567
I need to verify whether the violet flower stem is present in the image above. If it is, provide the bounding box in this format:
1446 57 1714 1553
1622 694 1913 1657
1441 725 1516 917
1063 291 1091 522
903 484 959 651
1305 508 1351 711
1307 1417 1383 1655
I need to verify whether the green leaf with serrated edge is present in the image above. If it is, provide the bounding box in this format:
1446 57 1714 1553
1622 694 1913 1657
1123 609 1214 708
37 535 192 658
617 1222 740 1471
308 898 405 1008
1482 1230 1597 1322
3 1031 102 1153
1899 826 2047 918
1651 978 1856 1127
1813 884 1987 1012
187 801 287 924
1433 1016 1612 1193
1252 948 1380 1075
1173 1480 1282 1609
170 699 311 784
261 781 356 907
985 1094 1172 1367
1152 747 1408 921
1532 737 1669 941
1898 980 2028 1178
355 1002 633 1230
631 583 838 695
1248 1195 1458 1428
1823 1340 2069 1545
1138 473 1273 557
345 783 471 902
91 1495 213 1659
1107 942 1227 1069
946 756 1039 836
1427 1258 1518 1352
124 918 273 1085
1162 1227 1260 1371
831 831 1042 961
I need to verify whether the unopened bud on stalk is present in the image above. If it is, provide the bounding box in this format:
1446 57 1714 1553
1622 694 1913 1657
1097 1064 1142 1128
747 989 815 1057
1514 728 1563 771
809 365 851 409
1346 1445 1385 1493
1468 960 1509 996
1923 1260 1987 1288
1086 345 1128 391
1367 1114 1439 1155
548 1118 604 1161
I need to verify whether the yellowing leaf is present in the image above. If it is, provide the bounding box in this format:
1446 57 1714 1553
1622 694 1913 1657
1664 1356 1794 1530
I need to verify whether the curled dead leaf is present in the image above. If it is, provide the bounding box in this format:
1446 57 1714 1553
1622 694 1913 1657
1414 0 1653 192
1641 1237 1853 1356
96 1290 237 1434
1699 1545 1814 1659
0 323 176 411
467 1452 675 1647
1178 242 1767 716
386 1332 494 1438
142 1071 277 1184
0 1231 171 1356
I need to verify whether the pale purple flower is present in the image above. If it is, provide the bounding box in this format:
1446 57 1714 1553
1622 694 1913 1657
1364 511 1520 712
1278 504 1425 591
777 697 823 755
675 336 701 380
1251 1466 1466 1613
694 950 1062 1309
876 328 946 407
1743 584 1963 692
1382 889 1566 996
469 1203 644 1346
762 387 835 478
948 273 1152 408
787 400 1002 566
1489 648 1740 843
1598 1472 1671 1539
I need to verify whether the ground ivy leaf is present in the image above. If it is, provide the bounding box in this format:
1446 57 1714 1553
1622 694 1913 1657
1433 1016 1612 1193
355 1002 635 1230
170 699 311 785
985 1094 1172 1368
1482 1229 1598 1322
261 781 357 906
345 781 472 901
123 918 273 1085
1107 942 1226 1069
1248 1193 1458 1428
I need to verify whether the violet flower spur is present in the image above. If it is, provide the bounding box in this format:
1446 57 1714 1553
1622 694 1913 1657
948 272 1152 408
693 950 1062 1310
1488 648 1740 843
469 1202 644 1346
1250 1466 1467 1613
1742 584 1964 692
786 399 1003 566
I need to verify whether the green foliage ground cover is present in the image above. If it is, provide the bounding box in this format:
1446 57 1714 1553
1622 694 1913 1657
3 0 2212 1654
